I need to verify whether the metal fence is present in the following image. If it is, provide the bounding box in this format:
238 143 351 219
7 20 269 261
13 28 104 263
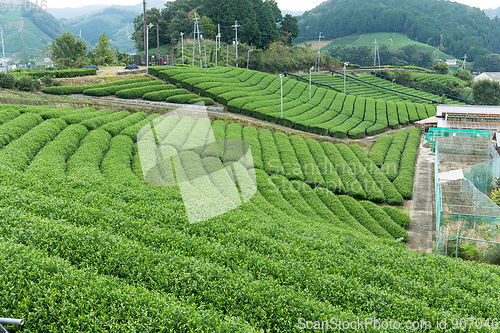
433 128 500 253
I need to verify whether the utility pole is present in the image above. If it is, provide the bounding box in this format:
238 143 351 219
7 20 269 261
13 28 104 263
226 44 229 67
204 44 207 68
143 0 147 67
247 49 253 69
373 39 380 72
317 32 324 74
232 20 240 67
192 13 198 66
343 61 349 94
215 33 221 67
180 32 184 64
156 24 160 61
462 54 467 70
279 74 283 118
146 23 153 71
196 14 202 68
217 24 220 49
309 66 314 100
0 26 5 73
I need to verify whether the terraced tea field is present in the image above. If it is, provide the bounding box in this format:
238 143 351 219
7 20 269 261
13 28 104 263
295 72 460 104
149 66 436 138
0 103 499 331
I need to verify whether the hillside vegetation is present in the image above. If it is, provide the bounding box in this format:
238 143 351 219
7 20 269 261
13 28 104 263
149 66 435 138
0 103 499 331
298 0 500 64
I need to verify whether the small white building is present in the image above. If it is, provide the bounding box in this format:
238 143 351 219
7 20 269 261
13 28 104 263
445 59 458 67
474 72 500 82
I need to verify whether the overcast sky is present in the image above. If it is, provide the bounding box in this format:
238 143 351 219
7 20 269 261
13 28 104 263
48 0 499 11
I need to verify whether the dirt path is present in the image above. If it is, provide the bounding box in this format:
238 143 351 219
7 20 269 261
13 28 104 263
406 137 434 254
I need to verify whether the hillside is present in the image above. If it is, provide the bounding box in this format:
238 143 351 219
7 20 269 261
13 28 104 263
0 101 499 331
0 7 65 56
62 7 137 53
320 33 454 60
297 0 500 63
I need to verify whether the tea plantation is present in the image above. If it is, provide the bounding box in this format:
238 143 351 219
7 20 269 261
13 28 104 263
148 66 436 139
0 104 499 332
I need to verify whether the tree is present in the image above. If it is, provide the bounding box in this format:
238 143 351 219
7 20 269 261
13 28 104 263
201 16 216 40
280 14 299 46
453 68 473 83
433 61 449 74
45 32 88 68
472 79 500 105
92 33 115 66
21 49 29 65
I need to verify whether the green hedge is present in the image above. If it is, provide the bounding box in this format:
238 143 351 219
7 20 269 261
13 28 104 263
314 187 366 231
80 111 130 130
0 118 66 171
142 88 190 101
383 206 411 229
289 135 326 188
273 132 304 181
101 112 148 137
258 129 284 176
116 84 172 99
350 144 404 206
306 139 345 194
321 141 366 199
165 94 200 104
336 144 385 203
27 68 96 79
369 135 393 167
42 86 87 95
120 114 161 142
84 80 164 97
190 97 214 105
242 125 263 170
338 195 393 240
0 113 43 147
360 201 408 241
393 127 421 199
382 129 408 181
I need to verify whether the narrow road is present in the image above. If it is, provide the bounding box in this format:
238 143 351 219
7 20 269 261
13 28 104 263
406 137 434 254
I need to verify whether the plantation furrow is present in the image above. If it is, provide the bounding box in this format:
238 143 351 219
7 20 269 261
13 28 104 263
336 144 385 203
26 124 89 178
0 232 255 332
67 129 112 182
0 112 44 148
350 144 404 205
1 166 499 325
148 67 433 139
0 118 67 171
381 129 408 181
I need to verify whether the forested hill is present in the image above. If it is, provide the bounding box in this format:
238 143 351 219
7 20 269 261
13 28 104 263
297 0 500 62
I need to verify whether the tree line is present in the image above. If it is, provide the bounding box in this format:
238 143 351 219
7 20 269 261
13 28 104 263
298 0 500 65
132 0 299 52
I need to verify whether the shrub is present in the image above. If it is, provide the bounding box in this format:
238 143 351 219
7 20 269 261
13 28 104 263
360 201 408 241
165 94 200 104
190 97 214 105
116 84 172 99
142 88 189 101
369 135 393 167
382 206 411 229
338 195 393 239
0 72 16 88
42 86 86 95
40 75 55 86
16 76 40 92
